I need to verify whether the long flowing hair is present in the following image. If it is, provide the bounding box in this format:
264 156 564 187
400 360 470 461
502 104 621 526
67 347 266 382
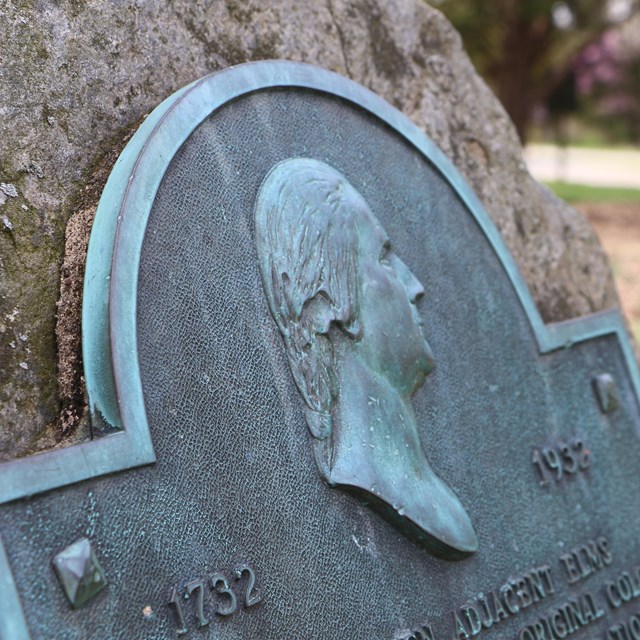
255 158 362 478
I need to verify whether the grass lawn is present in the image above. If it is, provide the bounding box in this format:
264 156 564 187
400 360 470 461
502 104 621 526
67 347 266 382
562 198 640 345
544 181 640 204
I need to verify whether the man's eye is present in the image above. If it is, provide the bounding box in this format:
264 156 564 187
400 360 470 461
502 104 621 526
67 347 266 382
380 241 392 267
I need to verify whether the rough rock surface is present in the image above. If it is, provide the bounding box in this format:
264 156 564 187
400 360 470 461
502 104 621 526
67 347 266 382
0 0 618 460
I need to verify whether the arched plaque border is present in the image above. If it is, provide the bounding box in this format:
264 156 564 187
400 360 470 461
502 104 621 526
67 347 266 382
1 58 640 640
0 60 637 509
0 83 194 506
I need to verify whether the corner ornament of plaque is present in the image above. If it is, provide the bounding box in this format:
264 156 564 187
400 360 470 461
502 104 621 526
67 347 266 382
255 158 478 557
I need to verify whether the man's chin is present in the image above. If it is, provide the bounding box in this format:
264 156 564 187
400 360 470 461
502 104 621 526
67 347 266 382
410 363 432 394
422 350 436 376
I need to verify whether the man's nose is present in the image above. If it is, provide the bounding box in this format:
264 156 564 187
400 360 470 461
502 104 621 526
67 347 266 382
393 255 425 303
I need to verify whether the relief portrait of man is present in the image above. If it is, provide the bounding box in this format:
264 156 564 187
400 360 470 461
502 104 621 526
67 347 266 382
254 158 477 558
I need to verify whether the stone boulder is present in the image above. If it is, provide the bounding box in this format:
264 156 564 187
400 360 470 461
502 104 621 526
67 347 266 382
0 0 617 459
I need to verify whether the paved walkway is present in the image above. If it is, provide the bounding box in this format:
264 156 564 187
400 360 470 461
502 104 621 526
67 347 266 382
524 144 640 188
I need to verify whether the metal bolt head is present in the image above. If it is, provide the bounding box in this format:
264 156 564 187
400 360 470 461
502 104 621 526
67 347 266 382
593 373 620 414
52 538 107 608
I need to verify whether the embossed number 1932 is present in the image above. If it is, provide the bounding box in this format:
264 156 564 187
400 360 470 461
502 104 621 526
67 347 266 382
168 564 262 634
531 437 590 486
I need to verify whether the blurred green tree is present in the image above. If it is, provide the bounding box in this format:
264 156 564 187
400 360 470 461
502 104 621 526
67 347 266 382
434 0 639 142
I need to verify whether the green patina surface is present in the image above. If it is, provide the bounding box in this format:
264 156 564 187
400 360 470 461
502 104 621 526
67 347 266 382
0 62 638 640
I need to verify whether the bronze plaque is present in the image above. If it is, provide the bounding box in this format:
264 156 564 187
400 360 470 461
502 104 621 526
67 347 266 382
1 62 639 640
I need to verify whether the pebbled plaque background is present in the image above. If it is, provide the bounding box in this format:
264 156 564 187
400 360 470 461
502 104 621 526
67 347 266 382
1 88 639 639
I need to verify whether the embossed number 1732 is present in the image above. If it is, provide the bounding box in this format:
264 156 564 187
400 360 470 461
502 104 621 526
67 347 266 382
168 564 262 635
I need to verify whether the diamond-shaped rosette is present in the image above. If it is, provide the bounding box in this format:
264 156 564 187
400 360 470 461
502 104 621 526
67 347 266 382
594 373 620 414
52 538 107 608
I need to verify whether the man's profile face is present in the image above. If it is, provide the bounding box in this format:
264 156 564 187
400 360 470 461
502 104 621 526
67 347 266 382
346 190 436 396
255 158 477 557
